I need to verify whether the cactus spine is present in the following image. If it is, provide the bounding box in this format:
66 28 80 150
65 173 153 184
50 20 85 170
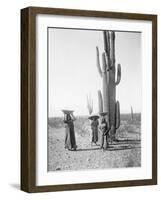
96 30 121 140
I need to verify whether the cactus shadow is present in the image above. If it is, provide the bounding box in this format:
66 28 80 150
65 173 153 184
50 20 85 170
111 139 141 145
105 146 140 151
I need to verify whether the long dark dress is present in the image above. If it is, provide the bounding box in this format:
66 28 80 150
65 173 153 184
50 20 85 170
91 120 99 143
100 119 110 149
64 119 77 150
100 123 108 148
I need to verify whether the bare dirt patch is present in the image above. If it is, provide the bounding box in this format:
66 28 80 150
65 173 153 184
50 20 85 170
48 114 141 171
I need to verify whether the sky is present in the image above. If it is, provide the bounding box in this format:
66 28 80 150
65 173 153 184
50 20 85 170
48 28 141 117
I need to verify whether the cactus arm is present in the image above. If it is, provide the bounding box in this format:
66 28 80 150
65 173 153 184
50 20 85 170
107 31 111 67
103 31 110 52
104 52 110 71
96 46 102 77
98 90 103 113
103 31 110 53
115 64 121 85
102 52 107 72
115 101 120 129
103 31 108 52
131 106 134 121
87 94 93 115
103 31 111 67
107 31 110 52
110 31 115 68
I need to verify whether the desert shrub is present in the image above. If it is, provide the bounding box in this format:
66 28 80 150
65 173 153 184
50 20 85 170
48 117 64 128
48 113 141 139
48 116 91 137
116 118 141 140
74 116 91 137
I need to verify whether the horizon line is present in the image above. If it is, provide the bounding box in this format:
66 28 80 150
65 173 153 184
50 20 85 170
49 112 141 118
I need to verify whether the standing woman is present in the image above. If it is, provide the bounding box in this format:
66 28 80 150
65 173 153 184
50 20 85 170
88 115 99 145
99 112 110 149
63 111 77 151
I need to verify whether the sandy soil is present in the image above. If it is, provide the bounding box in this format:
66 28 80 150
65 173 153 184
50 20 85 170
48 127 141 171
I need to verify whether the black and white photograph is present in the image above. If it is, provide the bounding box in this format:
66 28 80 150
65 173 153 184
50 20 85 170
20 7 157 192
47 28 141 172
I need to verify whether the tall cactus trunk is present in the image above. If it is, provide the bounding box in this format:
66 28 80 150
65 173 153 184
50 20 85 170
102 53 109 113
96 30 121 142
109 69 116 129
106 31 117 136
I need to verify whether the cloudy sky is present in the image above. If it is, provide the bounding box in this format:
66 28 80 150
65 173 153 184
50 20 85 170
48 28 141 117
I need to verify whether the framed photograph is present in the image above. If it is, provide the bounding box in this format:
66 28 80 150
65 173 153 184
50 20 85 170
21 7 157 192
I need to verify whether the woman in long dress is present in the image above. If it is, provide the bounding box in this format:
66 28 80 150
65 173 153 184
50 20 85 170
63 113 77 151
99 114 110 149
89 115 99 145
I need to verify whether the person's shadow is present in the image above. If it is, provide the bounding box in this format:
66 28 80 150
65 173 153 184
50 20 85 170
76 147 100 151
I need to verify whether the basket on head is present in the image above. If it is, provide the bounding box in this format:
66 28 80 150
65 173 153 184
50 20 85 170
88 114 99 120
62 110 74 115
99 112 108 117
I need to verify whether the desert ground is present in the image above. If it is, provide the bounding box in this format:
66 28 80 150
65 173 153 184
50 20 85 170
48 114 141 171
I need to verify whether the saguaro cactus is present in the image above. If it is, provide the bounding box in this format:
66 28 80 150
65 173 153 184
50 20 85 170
96 30 121 140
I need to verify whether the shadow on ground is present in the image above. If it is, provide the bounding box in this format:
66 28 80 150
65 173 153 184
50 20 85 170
10 183 20 190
